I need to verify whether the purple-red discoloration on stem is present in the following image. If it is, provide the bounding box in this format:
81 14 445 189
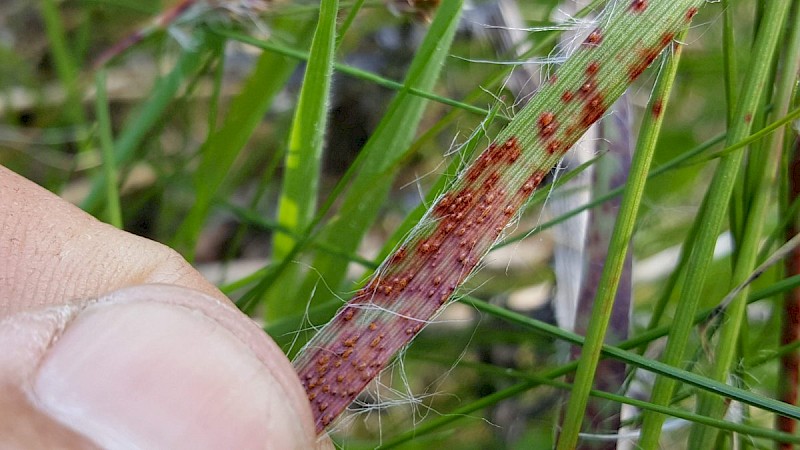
779 139 800 448
296 137 542 431
294 0 705 432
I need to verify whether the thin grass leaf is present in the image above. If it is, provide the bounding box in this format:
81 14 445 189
335 0 367 48
638 2 793 446
558 27 690 448
415 356 800 446
39 0 85 126
380 293 800 447
692 6 800 445
267 0 338 318
93 69 122 228
564 95 635 449
211 27 499 119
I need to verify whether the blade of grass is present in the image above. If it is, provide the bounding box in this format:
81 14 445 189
691 4 800 446
210 26 500 119
93 69 122 228
380 293 800 447
268 0 338 318
414 355 800 446
638 2 793 447
564 95 634 448
558 27 689 450
721 0 738 127
335 0 366 48
39 0 86 126
777 6 800 442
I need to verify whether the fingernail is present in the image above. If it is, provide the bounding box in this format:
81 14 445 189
32 294 312 449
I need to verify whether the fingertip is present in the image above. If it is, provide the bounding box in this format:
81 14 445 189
4 285 319 449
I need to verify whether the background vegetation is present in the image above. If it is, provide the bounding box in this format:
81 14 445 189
0 0 798 448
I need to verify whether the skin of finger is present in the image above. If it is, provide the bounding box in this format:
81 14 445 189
1 286 332 449
0 305 100 449
0 167 332 447
0 386 100 450
0 165 225 318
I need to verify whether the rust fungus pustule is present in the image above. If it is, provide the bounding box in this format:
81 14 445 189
630 0 647 13
520 171 546 194
538 112 559 139
586 61 600 76
584 28 603 46
652 99 663 117
628 45 662 81
546 140 563 155
578 79 597 98
388 246 407 264
580 93 607 128
686 6 698 21
538 111 554 128
466 137 522 181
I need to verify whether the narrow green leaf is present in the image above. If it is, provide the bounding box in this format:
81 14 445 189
270 0 338 268
211 27 498 119
380 294 800 447
639 2 793 447
558 28 689 449
690 4 800 446
93 69 122 228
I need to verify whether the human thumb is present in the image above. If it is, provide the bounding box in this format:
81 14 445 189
0 284 327 449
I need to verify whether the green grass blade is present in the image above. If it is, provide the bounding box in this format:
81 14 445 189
39 0 85 126
558 27 689 449
93 69 122 228
380 293 800 447
270 0 338 277
638 2 793 447
414 356 800 446
690 4 800 446
335 0 366 48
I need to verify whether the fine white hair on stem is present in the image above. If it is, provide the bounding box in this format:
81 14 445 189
451 54 570 66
